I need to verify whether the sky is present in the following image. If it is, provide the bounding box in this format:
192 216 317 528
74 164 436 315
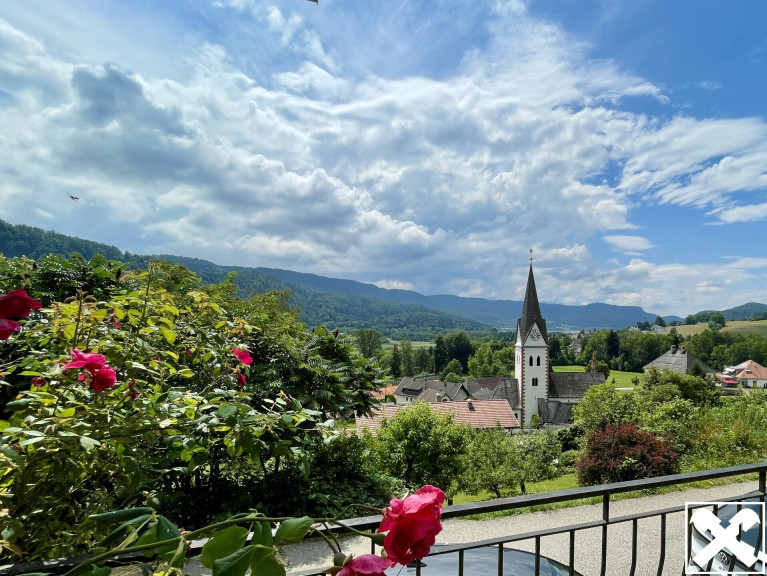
0 0 766 317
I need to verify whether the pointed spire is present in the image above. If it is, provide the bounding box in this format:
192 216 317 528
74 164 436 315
518 254 548 344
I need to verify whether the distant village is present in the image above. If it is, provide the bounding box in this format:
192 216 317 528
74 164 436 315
357 261 767 435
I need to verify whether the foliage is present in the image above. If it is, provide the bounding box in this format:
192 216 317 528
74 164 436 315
441 358 463 380
576 424 679 485
571 383 641 433
354 328 382 359
468 343 515 377
458 428 522 499
366 402 471 496
0 255 383 561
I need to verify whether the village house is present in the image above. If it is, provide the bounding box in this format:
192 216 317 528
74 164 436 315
718 359 767 388
643 345 715 374
356 398 520 436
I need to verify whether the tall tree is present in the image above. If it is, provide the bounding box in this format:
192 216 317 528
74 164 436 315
390 343 402 378
444 332 474 373
355 328 382 359
434 335 448 373
400 340 415 377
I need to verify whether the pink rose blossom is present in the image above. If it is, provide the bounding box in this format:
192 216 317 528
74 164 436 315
0 319 21 340
232 348 253 365
90 367 117 393
337 555 392 576
378 485 444 566
237 372 247 386
0 289 42 319
31 377 47 387
63 349 108 373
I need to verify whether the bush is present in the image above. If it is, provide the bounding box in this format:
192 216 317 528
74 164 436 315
576 423 679 485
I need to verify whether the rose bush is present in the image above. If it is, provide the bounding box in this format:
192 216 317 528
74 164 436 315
0 256 384 561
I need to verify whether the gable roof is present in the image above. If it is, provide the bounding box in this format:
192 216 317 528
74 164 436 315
517 262 548 345
356 399 520 437
549 371 605 398
733 359 767 381
643 346 715 374
464 377 521 409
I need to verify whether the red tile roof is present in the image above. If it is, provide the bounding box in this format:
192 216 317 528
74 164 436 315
356 399 520 437
734 360 767 381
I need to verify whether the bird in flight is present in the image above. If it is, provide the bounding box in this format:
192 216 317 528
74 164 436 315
69 195 79 201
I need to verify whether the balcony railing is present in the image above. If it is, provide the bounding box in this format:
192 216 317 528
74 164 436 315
291 462 767 576
2 462 766 576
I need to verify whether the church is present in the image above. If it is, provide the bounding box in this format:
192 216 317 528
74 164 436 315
390 255 604 427
511 253 604 426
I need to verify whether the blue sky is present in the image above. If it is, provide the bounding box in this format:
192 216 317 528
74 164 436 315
1 0 766 317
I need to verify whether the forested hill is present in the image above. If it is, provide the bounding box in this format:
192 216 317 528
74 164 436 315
0 218 724 334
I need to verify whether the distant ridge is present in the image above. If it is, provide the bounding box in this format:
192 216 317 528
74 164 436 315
2 218 758 334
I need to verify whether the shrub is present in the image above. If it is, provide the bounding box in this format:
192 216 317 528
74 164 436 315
576 423 679 485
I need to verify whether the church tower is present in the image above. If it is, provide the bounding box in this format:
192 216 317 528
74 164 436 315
514 251 549 426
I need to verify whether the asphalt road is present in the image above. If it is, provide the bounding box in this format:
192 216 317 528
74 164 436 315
284 480 760 576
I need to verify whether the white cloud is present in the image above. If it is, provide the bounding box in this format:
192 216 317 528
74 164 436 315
0 4 766 317
603 235 653 252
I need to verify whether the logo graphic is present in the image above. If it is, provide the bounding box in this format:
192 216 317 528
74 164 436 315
686 502 767 575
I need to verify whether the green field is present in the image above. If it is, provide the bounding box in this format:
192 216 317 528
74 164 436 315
552 365 639 389
670 320 767 338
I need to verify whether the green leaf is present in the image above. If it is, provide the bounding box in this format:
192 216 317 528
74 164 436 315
200 526 249 568
99 514 153 547
160 327 176 344
156 516 181 559
80 436 102 451
178 368 195 378
251 548 286 576
217 403 237 418
212 545 256 576
19 436 47 447
57 407 76 418
6 399 32 410
88 565 111 576
89 507 155 526
19 371 43 376
274 517 314 545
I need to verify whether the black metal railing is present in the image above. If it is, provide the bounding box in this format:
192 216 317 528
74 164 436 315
2 462 766 576
291 461 767 576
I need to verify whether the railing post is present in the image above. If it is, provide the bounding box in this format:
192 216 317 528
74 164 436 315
656 513 666 576
600 493 609 576
760 468 766 502
497 543 503 576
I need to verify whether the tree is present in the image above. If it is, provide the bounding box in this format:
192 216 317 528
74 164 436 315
708 312 726 331
444 332 474 373
654 315 666 328
468 343 494 377
572 383 640 433
355 328 382 359
390 343 402 378
441 358 463 380
434 335 448 373
369 402 471 494
414 347 433 374
459 428 522 499
400 340 415 377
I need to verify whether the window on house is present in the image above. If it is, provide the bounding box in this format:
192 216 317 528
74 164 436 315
529 355 533 366
532 377 538 386
537 356 541 366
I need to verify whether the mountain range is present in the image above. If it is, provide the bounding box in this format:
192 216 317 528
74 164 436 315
2 219 766 338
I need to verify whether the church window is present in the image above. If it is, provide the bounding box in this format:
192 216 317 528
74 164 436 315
532 377 538 386
537 356 541 366
529 355 533 366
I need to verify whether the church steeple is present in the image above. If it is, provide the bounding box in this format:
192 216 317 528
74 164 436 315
517 250 548 344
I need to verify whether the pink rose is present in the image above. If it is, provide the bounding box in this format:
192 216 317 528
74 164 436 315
0 289 42 319
378 485 444 565
237 372 247 386
90 367 117 393
0 319 21 340
232 348 253 365
63 349 108 373
337 555 392 576
62 350 116 393
31 377 47 387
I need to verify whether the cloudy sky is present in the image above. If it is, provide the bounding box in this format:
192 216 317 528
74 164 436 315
1 0 766 317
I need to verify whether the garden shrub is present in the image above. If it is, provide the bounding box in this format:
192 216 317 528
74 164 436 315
576 423 679 485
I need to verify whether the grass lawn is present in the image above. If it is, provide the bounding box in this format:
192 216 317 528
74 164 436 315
452 473 579 505
552 365 639 389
